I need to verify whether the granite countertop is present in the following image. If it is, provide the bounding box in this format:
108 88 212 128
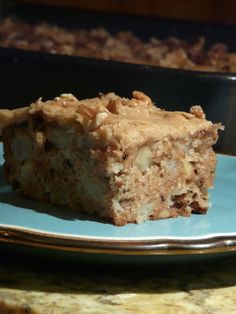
1 251 236 314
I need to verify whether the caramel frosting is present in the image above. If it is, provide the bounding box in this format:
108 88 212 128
0 91 222 149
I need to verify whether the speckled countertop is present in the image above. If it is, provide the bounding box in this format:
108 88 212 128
1 252 236 314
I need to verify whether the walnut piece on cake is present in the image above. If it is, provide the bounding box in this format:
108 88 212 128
0 91 223 226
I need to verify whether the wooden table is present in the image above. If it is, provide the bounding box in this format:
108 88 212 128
18 0 236 25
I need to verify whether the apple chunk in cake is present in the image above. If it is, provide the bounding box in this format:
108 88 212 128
0 91 223 225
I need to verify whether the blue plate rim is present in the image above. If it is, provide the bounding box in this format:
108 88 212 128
1 224 236 256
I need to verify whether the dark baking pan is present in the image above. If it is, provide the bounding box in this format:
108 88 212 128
0 4 236 154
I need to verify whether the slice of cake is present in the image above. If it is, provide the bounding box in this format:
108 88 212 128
0 91 223 226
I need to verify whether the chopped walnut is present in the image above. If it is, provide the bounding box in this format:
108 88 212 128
94 111 109 128
132 91 152 105
190 106 206 119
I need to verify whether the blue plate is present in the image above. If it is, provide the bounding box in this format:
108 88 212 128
0 143 236 263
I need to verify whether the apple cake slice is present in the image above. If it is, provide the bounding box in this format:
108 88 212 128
0 91 223 225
